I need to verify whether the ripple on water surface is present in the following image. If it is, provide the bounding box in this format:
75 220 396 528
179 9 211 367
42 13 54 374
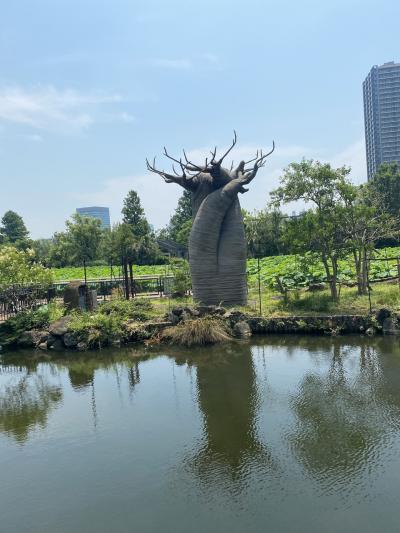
1 336 400 533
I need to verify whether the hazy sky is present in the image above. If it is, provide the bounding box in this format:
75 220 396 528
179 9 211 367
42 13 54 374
0 0 399 238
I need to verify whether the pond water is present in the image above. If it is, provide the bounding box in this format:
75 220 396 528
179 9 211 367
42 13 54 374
1 336 400 532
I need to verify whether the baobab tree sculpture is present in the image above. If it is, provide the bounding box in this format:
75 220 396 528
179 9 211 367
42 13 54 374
147 132 274 306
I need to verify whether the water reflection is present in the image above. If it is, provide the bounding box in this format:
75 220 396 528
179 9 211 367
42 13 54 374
0 373 62 443
176 343 274 488
286 338 400 493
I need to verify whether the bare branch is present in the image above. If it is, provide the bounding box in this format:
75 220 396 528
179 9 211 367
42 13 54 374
216 130 237 165
146 157 194 189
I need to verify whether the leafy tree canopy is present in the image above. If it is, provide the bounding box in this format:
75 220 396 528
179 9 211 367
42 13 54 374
0 246 53 289
65 214 103 264
168 190 192 240
0 210 29 245
122 190 151 239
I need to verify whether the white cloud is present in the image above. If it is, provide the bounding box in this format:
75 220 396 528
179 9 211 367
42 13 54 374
152 58 192 70
0 85 123 132
76 139 368 232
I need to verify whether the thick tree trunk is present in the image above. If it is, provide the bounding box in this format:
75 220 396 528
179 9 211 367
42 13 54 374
189 186 247 306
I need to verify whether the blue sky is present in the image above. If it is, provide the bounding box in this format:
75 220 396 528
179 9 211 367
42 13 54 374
0 0 399 238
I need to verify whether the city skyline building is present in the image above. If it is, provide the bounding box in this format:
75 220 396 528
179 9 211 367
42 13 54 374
363 61 400 180
76 206 111 229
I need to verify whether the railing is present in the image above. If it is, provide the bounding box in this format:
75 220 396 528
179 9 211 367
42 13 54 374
0 284 54 321
0 275 176 321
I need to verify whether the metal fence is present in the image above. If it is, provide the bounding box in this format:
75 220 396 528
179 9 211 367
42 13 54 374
0 275 176 321
0 284 55 321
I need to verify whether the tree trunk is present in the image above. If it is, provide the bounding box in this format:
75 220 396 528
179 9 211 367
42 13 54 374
330 256 339 301
361 247 369 295
189 184 247 306
352 249 365 295
129 261 135 298
122 257 130 300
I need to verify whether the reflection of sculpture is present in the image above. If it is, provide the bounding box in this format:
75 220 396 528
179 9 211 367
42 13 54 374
147 133 274 306
177 343 273 485
0 375 62 443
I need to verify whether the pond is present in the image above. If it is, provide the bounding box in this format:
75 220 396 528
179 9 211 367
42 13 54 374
1 336 400 532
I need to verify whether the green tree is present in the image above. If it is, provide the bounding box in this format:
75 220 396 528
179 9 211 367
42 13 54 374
271 160 351 300
168 190 192 243
47 232 75 268
122 190 150 239
0 210 29 246
368 162 400 218
0 246 53 289
66 214 103 280
340 183 399 294
31 239 53 266
243 209 287 257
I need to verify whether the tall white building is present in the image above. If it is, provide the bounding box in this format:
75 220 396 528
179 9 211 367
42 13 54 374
363 61 400 180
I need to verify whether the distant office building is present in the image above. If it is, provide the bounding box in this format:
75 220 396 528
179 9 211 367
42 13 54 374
76 206 111 229
363 61 400 180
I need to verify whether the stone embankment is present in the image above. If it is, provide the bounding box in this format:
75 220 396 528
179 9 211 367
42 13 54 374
11 306 399 352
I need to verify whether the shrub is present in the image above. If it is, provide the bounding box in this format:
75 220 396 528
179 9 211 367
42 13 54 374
98 298 153 321
158 317 232 347
69 312 124 348
0 246 53 289
0 302 64 346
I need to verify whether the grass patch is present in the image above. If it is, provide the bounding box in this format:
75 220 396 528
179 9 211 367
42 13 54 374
69 312 124 348
157 317 232 347
98 298 154 321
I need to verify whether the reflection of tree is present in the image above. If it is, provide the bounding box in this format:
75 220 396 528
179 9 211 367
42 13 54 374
178 343 274 487
68 366 95 391
0 375 62 443
288 340 400 490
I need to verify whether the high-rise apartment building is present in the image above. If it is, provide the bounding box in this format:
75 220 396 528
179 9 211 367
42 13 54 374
363 61 400 180
76 206 111 229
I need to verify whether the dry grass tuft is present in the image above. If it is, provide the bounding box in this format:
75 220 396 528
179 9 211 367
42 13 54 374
157 317 232 347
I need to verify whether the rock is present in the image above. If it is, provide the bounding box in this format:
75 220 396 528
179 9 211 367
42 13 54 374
382 317 399 335
48 338 65 351
63 331 78 348
76 341 88 352
307 283 326 292
376 308 392 326
197 305 226 316
233 321 252 338
167 311 181 325
223 310 247 325
38 342 48 351
168 306 199 324
17 330 48 348
365 327 376 336
49 316 71 336
46 334 57 348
